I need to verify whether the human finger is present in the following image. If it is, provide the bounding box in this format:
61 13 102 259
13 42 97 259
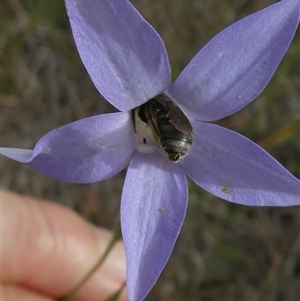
1 189 127 301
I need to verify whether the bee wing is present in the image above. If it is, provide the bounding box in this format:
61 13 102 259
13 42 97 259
167 105 193 135
154 94 193 136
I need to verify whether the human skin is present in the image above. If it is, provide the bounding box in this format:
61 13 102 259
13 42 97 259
1 189 127 301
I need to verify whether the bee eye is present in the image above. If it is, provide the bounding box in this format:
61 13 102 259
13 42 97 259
137 104 148 123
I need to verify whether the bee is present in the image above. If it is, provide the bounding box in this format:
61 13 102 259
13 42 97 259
132 93 193 162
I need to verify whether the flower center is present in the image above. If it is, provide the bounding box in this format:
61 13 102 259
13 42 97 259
131 93 193 162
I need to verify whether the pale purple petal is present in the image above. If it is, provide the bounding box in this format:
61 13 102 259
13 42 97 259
181 121 300 206
65 0 171 111
121 151 188 301
168 0 300 121
1 112 135 183
0 148 34 163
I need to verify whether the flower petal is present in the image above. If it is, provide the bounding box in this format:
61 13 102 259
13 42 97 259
182 121 300 206
0 148 34 163
121 151 188 301
168 0 299 121
65 0 171 111
1 112 135 183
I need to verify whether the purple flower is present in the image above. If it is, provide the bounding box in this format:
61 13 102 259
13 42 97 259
1 0 299 300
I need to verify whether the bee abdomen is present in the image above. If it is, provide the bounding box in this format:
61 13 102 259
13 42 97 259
162 139 191 162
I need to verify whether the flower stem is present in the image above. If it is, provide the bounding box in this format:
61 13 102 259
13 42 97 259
58 218 122 301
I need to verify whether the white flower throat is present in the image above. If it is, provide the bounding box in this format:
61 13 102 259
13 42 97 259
131 93 193 162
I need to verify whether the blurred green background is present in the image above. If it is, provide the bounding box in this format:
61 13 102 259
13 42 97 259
0 0 299 300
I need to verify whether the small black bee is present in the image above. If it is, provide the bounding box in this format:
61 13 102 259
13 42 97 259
132 93 193 162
